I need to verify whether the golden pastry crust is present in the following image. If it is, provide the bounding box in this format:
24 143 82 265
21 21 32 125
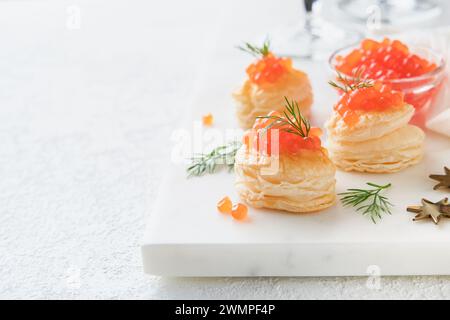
327 125 425 173
325 103 414 143
233 69 313 129
234 146 336 213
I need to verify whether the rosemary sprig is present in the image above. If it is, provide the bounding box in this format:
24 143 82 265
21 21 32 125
256 96 311 138
187 141 242 177
328 67 374 93
237 39 271 58
339 182 393 224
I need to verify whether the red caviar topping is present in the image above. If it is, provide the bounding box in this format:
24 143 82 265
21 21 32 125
239 41 292 85
246 53 292 85
335 38 436 80
334 82 404 125
243 99 322 155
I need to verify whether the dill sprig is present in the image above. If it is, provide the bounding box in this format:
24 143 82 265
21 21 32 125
339 182 393 224
187 141 242 177
328 67 374 93
237 39 271 58
256 96 311 138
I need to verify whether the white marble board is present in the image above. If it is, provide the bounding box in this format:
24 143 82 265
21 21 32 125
141 60 450 277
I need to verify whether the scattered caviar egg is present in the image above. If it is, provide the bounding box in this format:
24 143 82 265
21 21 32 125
246 53 292 85
217 196 232 214
202 113 213 126
335 38 436 80
243 110 322 155
334 82 404 125
231 203 248 221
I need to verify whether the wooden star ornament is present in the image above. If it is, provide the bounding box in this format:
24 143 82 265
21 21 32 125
430 167 450 190
407 198 450 224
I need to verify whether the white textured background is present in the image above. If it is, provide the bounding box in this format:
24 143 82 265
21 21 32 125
1 0 450 299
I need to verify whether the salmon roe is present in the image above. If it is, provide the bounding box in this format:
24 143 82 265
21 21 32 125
246 53 292 85
231 203 248 221
334 82 404 125
202 113 214 126
243 111 322 155
217 196 232 214
335 38 436 80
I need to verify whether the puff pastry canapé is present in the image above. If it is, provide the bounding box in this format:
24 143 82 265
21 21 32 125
326 82 425 173
235 102 336 213
233 44 313 129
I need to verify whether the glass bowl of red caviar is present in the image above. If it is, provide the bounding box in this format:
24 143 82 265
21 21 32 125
329 38 447 125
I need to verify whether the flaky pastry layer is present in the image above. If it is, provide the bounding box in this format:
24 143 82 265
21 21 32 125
325 103 414 143
233 69 313 129
234 146 336 213
327 124 425 173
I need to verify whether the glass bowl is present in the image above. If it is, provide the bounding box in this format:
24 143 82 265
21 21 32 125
328 44 447 126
